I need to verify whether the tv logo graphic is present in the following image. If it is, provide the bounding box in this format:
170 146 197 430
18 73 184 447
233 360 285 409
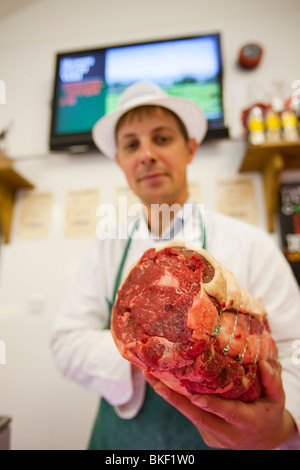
0 80 6 104
292 80 300 106
59 56 96 83
0 340 6 365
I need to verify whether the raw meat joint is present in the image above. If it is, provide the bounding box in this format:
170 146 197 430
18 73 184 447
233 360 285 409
111 242 278 402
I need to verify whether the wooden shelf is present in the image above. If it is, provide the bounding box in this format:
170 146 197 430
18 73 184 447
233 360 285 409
0 155 34 243
239 140 300 232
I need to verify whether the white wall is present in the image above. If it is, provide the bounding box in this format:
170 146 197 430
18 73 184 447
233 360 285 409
0 0 299 450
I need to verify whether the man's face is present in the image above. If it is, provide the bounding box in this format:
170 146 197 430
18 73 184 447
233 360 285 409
115 107 197 208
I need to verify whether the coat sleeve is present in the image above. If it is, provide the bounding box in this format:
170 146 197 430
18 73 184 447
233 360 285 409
50 237 133 406
248 229 300 448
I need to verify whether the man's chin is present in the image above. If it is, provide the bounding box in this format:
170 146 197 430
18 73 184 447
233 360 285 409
138 192 180 208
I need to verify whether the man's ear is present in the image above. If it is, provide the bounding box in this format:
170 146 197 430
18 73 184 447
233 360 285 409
187 138 198 164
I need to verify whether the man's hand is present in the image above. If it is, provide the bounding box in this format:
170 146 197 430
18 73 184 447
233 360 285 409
145 360 297 450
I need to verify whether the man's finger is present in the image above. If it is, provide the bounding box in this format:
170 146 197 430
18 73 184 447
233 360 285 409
258 359 284 402
191 393 249 427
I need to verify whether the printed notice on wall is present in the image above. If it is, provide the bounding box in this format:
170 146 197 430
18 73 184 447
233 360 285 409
189 181 202 204
18 191 53 239
217 177 258 226
64 188 100 238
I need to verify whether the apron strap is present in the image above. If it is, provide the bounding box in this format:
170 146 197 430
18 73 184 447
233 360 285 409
105 218 140 323
198 206 206 250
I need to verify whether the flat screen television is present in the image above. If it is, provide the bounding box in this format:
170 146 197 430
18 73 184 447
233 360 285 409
49 33 228 153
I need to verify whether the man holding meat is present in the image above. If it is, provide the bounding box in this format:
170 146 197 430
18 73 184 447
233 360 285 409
51 81 300 450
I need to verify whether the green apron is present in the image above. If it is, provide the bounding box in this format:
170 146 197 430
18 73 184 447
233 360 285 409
88 212 218 450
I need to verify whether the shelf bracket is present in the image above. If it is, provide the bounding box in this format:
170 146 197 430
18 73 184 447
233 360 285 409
0 154 34 243
262 153 285 232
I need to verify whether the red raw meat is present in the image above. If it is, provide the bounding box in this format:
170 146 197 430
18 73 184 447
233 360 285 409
111 242 278 402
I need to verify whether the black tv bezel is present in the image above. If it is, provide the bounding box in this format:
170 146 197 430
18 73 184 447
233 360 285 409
49 33 228 153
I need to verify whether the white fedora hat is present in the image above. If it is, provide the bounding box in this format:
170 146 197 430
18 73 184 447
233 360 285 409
92 81 207 159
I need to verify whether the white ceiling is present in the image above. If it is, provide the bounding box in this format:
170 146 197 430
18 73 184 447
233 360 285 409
0 0 38 20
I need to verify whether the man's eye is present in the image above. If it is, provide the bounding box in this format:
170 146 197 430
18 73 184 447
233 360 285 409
124 140 138 151
155 135 170 144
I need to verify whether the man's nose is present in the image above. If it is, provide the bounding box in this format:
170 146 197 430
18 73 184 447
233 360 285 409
138 146 157 165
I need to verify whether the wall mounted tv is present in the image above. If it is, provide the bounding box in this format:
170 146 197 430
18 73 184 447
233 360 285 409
49 33 228 153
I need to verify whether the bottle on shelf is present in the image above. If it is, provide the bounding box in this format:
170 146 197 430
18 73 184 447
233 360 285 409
247 106 265 145
265 106 282 142
281 108 299 141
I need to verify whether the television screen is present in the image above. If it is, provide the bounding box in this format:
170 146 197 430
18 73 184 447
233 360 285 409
50 33 228 153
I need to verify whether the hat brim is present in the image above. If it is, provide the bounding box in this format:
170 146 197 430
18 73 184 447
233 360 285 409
92 95 207 159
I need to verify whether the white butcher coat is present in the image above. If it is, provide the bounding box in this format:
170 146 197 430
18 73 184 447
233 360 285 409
51 196 300 449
